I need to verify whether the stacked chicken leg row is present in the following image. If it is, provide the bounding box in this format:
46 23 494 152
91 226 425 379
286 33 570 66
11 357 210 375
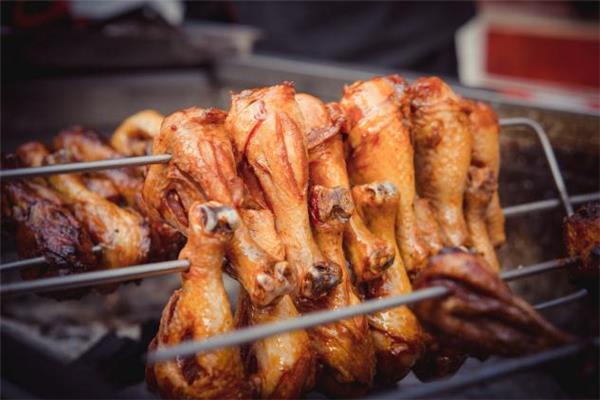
1 75 572 398
1 111 183 297
140 76 569 399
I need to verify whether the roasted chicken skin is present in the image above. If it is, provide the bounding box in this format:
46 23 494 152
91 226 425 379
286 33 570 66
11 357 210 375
143 107 294 306
352 182 424 384
111 109 164 157
563 202 600 287
53 127 143 207
1 153 97 282
412 249 570 357
296 93 376 396
20 143 151 271
226 83 341 300
340 75 429 275
53 126 184 262
462 100 505 246
236 292 316 399
464 166 500 272
408 77 473 247
146 202 250 399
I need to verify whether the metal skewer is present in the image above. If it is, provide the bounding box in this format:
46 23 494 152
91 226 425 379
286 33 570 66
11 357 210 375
0 245 103 272
0 259 189 297
144 257 577 364
2 191 596 273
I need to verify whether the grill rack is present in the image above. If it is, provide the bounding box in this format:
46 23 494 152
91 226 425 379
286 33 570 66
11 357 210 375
0 117 598 398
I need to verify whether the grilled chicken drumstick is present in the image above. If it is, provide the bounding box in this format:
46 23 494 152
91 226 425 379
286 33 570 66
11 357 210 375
1 153 97 284
111 109 164 157
412 249 570 357
20 142 151 271
564 202 600 289
146 202 250 399
143 107 294 306
226 83 341 300
463 100 505 246
408 77 473 247
296 93 376 396
54 127 184 262
340 75 429 275
464 166 500 272
235 200 316 399
352 182 425 384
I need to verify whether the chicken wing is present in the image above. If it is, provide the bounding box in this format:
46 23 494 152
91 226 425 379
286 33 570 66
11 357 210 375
20 144 151 271
564 202 600 288
226 83 341 300
111 109 164 157
412 248 570 357
340 75 429 276
352 182 424 384
1 153 97 284
236 199 316 399
146 202 250 399
464 166 500 272
463 100 505 246
296 93 376 396
143 107 294 306
408 77 472 247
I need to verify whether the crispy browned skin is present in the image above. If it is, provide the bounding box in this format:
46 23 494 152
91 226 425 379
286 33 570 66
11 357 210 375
564 202 600 286
300 97 393 283
111 110 164 157
463 100 505 246
54 127 143 207
15 142 149 270
143 107 294 306
414 197 444 256
408 77 472 247
352 183 424 384
1 154 97 282
464 166 500 272
296 93 376 396
340 75 429 275
226 83 341 300
26 149 151 270
412 249 570 357
53 127 184 262
146 202 250 399
236 205 316 399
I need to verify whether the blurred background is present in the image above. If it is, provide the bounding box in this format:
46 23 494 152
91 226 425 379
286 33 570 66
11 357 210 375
1 1 599 399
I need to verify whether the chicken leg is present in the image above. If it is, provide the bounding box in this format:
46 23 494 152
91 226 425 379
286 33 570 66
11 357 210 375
143 107 294 306
111 109 164 157
226 83 341 300
340 75 429 276
146 202 250 399
462 100 505 246
408 77 472 247
352 182 424 384
296 93 376 396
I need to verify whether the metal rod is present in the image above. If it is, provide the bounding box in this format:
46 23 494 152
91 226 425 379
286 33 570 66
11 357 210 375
0 190 594 274
146 257 574 363
0 154 172 180
146 286 449 364
0 259 189 297
534 289 588 311
499 118 574 216
376 338 599 399
0 245 103 272
503 192 600 217
500 257 574 281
